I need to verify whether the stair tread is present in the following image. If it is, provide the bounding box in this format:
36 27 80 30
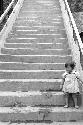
0 91 63 96
0 54 71 57
0 79 62 91
0 79 62 82
0 122 83 125
0 106 83 113
1 48 71 55
0 63 65 70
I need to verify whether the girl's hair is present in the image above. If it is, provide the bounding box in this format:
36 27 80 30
65 61 76 70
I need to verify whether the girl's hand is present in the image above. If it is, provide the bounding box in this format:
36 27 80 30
60 84 63 90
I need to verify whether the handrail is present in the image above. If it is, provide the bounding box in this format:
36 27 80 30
0 0 16 24
0 0 24 51
63 0 83 53
59 0 83 73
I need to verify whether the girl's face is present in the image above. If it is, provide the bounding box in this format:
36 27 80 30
66 65 73 73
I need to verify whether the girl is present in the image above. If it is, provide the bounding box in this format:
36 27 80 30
61 61 83 109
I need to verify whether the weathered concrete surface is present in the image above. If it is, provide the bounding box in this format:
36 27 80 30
0 0 82 123
0 122 83 125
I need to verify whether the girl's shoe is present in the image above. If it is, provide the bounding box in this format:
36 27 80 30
75 105 79 109
64 105 68 108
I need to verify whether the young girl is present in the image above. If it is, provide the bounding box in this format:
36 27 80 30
61 61 83 109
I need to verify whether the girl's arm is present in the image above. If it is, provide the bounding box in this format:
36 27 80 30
75 71 83 84
60 78 65 90
62 78 65 84
76 76 83 84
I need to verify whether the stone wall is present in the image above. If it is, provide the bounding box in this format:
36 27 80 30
3 0 12 11
68 0 83 33
68 0 83 12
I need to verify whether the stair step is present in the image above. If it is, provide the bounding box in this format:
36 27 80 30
21 2 60 6
0 70 64 79
4 43 69 49
10 29 66 35
6 38 68 44
16 17 63 21
0 91 65 107
0 122 83 125
20 7 61 11
19 9 61 12
13 22 64 27
21 3 61 6
18 12 62 16
12 25 65 31
0 107 83 122
0 91 81 107
15 16 63 21
18 12 62 17
18 14 62 19
0 63 65 70
0 79 62 91
8 34 67 39
0 54 72 63
1 48 71 55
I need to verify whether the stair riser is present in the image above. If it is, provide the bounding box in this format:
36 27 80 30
8 34 67 39
0 93 81 107
10 30 66 35
9 33 67 38
0 94 65 107
14 22 64 27
12 26 65 31
18 9 61 12
0 55 72 63
18 12 62 17
20 4 61 8
20 6 61 10
6 38 68 44
0 63 65 70
16 17 63 21
18 15 62 19
17 14 62 19
16 16 63 20
1 49 71 55
19 9 61 13
0 71 64 79
0 111 83 122
4 43 69 49
21 3 60 7
0 81 61 91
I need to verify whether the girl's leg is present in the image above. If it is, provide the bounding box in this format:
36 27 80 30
64 93 69 107
72 93 79 108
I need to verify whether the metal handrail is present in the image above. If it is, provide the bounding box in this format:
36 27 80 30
0 0 16 24
63 0 83 54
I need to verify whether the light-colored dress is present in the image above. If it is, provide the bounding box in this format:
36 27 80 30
62 70 80 93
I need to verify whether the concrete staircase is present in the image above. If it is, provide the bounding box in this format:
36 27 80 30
0 0 83 124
